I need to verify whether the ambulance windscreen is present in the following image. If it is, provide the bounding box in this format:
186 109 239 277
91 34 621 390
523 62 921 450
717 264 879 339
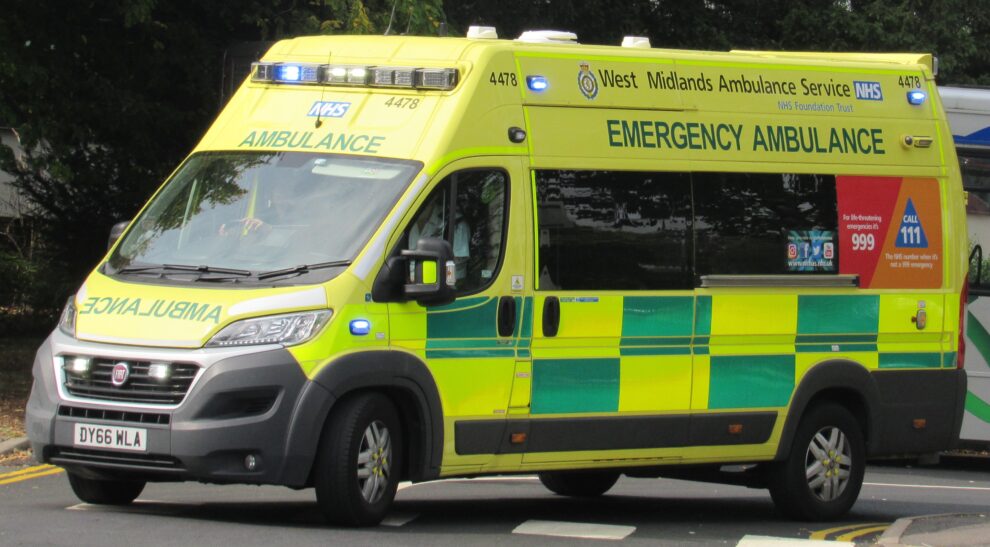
106 152 420 284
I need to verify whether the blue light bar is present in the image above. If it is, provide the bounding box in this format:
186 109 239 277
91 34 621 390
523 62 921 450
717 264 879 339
349 319 371 336
526 75 549 92
277 65 301 82
907 90 927 105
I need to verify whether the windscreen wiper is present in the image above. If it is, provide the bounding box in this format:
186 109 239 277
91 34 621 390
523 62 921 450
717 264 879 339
256 260 352 281
114 263 253 277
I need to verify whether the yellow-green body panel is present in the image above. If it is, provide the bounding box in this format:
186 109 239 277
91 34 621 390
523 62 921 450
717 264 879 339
74 34 967 479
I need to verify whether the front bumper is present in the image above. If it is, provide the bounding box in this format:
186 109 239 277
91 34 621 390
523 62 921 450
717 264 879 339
26 331 326 486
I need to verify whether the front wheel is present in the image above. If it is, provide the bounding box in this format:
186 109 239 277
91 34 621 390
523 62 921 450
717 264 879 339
313 393 403 526
67 472 145 505
767 403 865 521
538 470 620 497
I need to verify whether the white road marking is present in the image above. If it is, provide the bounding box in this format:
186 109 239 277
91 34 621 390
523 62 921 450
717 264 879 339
737 536 853 546
397 476 539 492
380 512 418 527
865 481 990 491
66 500 176 512
513 519 635 541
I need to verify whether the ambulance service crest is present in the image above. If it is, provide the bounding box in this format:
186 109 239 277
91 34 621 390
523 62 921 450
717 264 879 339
577 61 598 99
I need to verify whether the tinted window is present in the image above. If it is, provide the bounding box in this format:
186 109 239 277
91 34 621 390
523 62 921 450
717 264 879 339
407 169 508 294
536 170 693 290
959 151 990 286
693 173 838 276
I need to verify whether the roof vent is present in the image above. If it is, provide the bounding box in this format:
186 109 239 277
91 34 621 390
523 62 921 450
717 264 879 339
467 26 498 39
516 30 578 44
621 36 651 48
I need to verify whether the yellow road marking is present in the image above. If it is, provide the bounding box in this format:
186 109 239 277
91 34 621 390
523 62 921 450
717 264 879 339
809 522 887 540
0 467 63 486
835 525 889 542
0 464 58 481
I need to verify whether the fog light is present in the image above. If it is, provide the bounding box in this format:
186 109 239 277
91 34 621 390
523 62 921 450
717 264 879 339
148 362 171 381
69 357 91 373
244 454 259 471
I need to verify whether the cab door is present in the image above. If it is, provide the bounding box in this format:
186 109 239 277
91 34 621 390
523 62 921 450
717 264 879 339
386 157 530 472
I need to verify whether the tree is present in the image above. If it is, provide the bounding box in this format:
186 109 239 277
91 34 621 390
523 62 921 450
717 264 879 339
0 0 445 316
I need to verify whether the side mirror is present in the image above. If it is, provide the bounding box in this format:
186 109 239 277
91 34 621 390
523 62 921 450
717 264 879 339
108 220 130 250
400 237 456 306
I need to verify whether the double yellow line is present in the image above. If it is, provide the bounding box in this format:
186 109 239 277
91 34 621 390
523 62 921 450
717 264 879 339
0 464 64 485
809 522 889 542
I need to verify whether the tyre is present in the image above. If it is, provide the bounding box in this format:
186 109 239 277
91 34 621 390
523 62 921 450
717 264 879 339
767 403 865 521
313 392 403 526
67 472 145 505
538 470 620 497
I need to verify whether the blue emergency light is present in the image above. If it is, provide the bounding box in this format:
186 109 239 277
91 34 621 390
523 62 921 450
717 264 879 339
527 75 549 92
276 65 302 82
349 319 371 336
907 90 927 105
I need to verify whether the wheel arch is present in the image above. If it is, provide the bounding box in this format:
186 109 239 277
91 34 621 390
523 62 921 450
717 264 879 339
774 360 881 461
282 350 443 486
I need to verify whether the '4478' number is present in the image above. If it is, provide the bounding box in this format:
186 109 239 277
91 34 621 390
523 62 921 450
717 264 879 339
489 72 517 87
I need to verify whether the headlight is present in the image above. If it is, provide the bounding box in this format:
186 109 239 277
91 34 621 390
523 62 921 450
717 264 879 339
58 296 77 337
205 310 332 347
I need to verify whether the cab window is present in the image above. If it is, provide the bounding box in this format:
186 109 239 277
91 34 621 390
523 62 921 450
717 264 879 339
406 169 508 294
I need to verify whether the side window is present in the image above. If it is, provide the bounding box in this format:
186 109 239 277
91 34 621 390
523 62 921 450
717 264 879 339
693 172 838 276
406 169 508 294
536 170 693 290
960 151 990 287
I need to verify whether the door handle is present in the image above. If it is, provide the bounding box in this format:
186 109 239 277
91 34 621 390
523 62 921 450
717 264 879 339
497 296 516 337
542 296 560 337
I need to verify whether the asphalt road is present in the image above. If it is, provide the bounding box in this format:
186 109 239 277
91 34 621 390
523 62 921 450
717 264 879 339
1 462 988 546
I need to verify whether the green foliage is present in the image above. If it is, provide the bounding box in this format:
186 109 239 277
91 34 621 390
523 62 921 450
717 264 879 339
444 0 990 84
0 0 447 315
241 0 445 38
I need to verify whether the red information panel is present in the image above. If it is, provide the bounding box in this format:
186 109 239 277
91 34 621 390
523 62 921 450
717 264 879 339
836 176 942 288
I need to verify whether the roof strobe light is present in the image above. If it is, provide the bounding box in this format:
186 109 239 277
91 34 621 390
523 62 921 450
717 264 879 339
326 65 369 85
274 63 320 84
417 68 458 89
252 62 274 82
371 67 416 87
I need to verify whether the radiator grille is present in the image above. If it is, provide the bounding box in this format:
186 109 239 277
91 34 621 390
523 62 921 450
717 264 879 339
62 356 199 405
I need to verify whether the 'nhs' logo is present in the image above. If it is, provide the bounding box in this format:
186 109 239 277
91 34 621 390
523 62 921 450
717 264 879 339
853 81 883 101
307 101 351 118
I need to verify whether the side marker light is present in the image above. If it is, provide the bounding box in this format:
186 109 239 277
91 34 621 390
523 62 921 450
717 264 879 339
350 319 371 336
526 75 549 92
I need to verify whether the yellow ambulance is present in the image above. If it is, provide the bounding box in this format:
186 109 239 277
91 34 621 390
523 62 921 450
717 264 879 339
26 28 967 525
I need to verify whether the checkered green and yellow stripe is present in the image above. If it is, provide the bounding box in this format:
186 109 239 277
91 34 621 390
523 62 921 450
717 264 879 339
528 292 951 415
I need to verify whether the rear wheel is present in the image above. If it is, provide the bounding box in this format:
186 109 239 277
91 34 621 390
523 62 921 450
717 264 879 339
768 403 865 521
67 472 145 505
538 470 620 497
313 393 403 526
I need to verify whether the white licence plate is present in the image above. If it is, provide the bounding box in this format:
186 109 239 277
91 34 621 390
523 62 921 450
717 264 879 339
73 423 148 452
